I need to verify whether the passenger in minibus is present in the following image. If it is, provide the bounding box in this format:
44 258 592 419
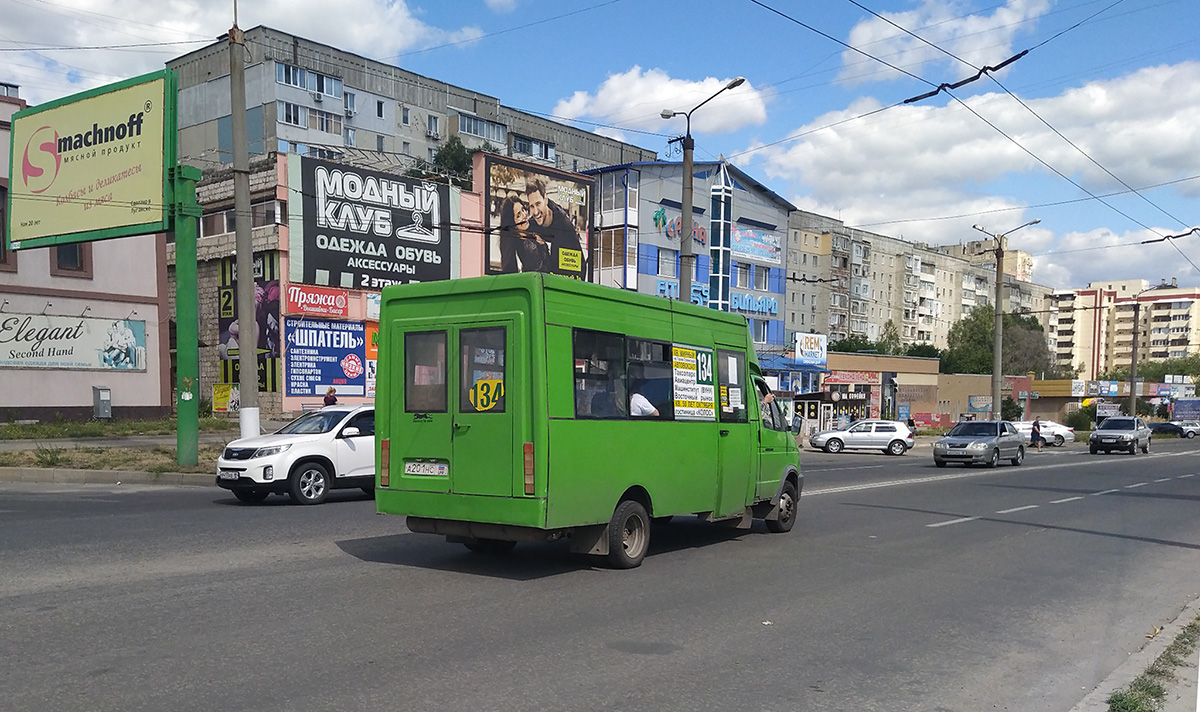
630 382 660 418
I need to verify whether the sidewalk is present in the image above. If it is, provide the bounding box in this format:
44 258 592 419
0 420 290 452
1071 595 1200 712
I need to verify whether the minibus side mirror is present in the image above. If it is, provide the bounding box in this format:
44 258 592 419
791 419 803 434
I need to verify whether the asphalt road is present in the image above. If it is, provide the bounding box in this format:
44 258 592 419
3 438 1200 711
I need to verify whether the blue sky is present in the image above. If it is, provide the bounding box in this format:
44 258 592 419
4 0 1199 289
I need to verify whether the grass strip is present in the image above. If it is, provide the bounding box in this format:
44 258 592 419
1107 613 1200 712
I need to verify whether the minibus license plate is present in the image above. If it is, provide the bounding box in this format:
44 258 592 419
404 462 447 476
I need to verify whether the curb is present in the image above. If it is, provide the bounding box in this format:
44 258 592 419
0 467 215 487
1070 593 1200 712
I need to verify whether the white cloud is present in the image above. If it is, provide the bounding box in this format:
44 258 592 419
743 61 1200 287
839 0 1053 84
484 0 518 11
1034 228 1200 289
551 66 768 136
2 0 482 105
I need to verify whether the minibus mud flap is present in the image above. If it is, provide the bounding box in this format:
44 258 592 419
568 524 609 555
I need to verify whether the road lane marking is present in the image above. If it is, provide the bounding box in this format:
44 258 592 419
805 465 886 474
995 505 1039 514
927 516 979 528
1155 478 1171 483
1050 496 1083 504
1180 474 1195 479
1092 489 1120 496
805 452 1196 497
1125 482 1148 488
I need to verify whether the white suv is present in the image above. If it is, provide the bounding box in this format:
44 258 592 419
215 405 375 505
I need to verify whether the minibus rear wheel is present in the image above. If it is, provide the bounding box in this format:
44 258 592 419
607 500 650 569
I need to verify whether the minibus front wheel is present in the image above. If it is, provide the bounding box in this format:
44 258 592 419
607 500 650 569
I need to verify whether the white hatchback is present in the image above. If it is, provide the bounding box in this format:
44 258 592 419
1013 420 1075 447
215 405 375 505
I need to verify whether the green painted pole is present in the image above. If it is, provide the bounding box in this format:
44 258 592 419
173 164 202 466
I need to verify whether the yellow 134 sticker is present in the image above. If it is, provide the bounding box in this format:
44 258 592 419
469 379 505 411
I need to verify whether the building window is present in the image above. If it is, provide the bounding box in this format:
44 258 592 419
276 62 306 88
459 114 506 143
401 141 410 155
50 243 93 279
753 265 769 291
312 108 342 135
427 115 440 135
308 72 341 97
658 248 677 277
277 101 307 128
377 100 385 118
512 134 555 161
377 135 385 152
344 128 355 147
429 147 437 162
343 92 356 114
201 200 286 238
733 263 750 288
402 106 409 124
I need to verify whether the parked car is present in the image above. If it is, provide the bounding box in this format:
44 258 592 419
1149 421 1186 438
808 419 915 455
933 420 1025 468
1013 420 1075 447
1088 416 1151 455
1170 420 1200 438
215 405 376 504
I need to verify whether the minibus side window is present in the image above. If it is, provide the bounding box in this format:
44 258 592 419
717 350 748 424
755 378 787 431
460 327 506 413
405 331 447 412
627 339 674 420
573 329 627 419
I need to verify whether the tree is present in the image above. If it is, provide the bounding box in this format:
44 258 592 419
406 136 481 189
1001 396 1023 421
941 304 1056 376
877 319 902 355
828 334 876 354
905 342 942 359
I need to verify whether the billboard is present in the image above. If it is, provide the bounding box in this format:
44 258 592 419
7 70 175 250
731 226 782 264
484 155 591 279
218 251 280 391
0 314 146 370
794 333 828 368
286 284 349 318
296 157 450 290
284 317 366 398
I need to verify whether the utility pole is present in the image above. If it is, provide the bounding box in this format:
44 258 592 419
229 16 259 438
973 219 1039 420
1129 300 1141 415
661 77 745 305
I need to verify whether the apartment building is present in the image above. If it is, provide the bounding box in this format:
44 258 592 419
160 27 657 417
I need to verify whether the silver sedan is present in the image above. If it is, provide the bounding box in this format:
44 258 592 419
933 420 1026 468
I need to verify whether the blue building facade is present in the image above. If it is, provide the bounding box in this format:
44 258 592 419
590 160 793 353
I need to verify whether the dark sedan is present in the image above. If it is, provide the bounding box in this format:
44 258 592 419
1149 421 1187 438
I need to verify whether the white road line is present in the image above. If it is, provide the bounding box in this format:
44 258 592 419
995 505 1039 514
804 465 886 474
1050 496 1084 504
1155 478 1171 483
1092 488 1120 495
1125 482 1149 489
927 516 979 528
1180 474 1195 479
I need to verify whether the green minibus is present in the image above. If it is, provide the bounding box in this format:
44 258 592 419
375 272 802 568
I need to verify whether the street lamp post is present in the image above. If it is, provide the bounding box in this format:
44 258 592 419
661 76 745 304
972 219 1040 421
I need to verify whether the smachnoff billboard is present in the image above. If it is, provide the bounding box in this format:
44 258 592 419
297 157 450 290
483 155 591 280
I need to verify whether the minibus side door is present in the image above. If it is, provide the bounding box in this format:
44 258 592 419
714 348 753 517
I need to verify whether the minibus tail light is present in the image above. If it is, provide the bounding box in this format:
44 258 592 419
380 438 390 488
523 442 535 495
